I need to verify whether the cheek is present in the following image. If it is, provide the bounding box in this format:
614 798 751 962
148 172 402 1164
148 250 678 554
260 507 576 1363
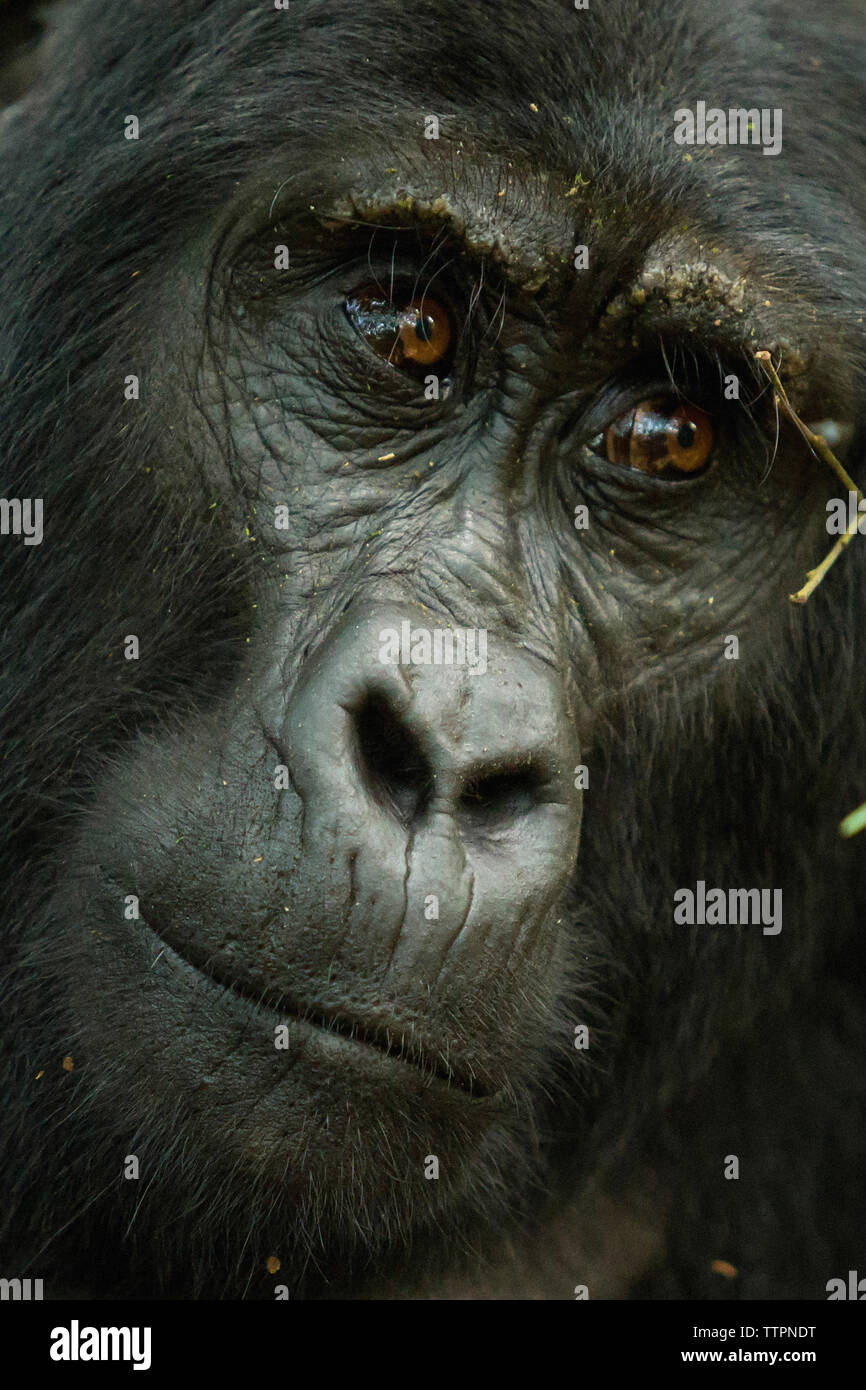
559 464 829 693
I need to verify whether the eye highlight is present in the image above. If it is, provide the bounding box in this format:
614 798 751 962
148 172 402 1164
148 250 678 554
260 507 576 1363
594 398 716 478
344 283 455 378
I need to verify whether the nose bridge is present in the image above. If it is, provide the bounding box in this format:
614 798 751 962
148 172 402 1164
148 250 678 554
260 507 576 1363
421 499 527 629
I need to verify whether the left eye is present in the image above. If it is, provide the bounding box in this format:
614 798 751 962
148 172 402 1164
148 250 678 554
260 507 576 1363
593 397 716 478
344 283 455 378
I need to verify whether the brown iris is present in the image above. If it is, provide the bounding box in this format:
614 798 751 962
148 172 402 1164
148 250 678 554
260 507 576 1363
600 398 715 477
344 284 453 375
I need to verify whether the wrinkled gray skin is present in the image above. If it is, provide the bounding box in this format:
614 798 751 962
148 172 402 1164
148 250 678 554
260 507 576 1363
0 0 865 1299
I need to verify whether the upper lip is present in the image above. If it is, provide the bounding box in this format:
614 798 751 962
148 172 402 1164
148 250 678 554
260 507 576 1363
150 922 492 1099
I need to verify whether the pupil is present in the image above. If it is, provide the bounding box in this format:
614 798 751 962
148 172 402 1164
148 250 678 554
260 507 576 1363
677 421 696 448
414 314 435 342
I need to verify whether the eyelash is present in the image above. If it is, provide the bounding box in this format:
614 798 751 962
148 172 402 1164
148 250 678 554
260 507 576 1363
621 352 769 441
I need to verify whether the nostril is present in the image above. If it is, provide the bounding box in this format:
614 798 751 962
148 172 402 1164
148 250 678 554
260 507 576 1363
458 762 549 830
352 691 432 824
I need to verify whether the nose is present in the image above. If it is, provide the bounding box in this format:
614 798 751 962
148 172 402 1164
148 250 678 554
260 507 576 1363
284 606 581 985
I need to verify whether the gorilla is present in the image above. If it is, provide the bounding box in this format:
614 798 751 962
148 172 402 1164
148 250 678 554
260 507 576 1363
1 0 865 1301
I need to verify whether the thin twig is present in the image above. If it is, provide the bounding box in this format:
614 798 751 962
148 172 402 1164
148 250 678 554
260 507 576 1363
755 350 862 604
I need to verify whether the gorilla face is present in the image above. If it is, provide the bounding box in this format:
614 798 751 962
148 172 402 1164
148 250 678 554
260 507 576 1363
2 0 865 1299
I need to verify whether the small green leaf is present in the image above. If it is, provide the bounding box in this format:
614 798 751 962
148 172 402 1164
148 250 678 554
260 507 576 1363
840 801 866 837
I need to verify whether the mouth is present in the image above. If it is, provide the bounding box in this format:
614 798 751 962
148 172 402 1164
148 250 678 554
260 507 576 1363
146 921 492 1100
268 995 490 1098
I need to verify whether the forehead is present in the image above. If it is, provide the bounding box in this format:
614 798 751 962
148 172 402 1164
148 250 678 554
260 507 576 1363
37 0 860 400
160 1 838 280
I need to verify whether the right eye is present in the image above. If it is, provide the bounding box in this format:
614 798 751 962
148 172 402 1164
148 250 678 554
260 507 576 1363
591 396 717 480
343 283 456 379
